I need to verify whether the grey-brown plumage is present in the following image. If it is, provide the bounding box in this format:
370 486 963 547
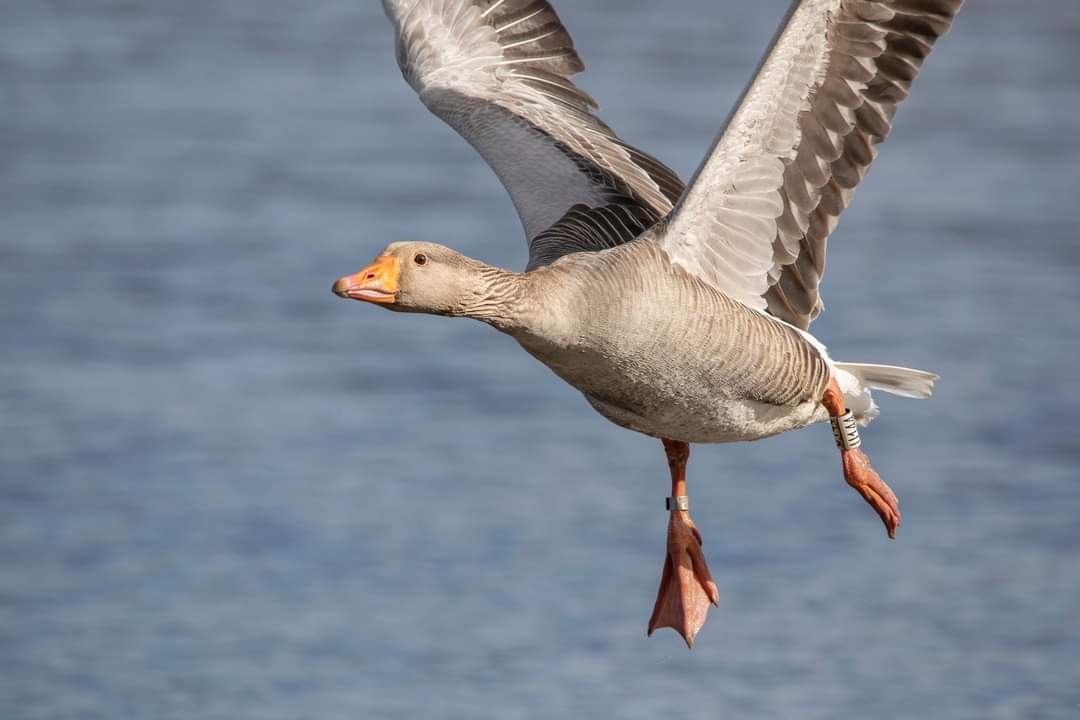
365 0 957 443
511 239 834 443
348 237 841 443
344 0 961 649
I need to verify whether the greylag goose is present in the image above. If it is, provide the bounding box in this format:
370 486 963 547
335 0 963 647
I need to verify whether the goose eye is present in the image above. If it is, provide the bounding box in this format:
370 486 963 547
413 253 427 266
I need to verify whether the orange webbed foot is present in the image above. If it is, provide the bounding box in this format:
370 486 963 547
842 448 901 539
647 510 720 648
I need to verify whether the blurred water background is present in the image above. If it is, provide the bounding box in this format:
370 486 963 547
2 1 1079 718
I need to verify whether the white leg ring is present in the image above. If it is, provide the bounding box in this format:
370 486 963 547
666 495 690 511
831 410 862 451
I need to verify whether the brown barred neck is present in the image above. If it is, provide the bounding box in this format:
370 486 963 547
450 259 530 331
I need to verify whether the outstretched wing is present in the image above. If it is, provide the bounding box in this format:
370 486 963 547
660 0 963 329
382 0 683 267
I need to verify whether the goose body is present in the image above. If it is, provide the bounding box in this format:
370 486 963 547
510 240 832 444
336 0 964 647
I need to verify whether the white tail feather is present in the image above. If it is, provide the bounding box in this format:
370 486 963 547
829 362 938 426
835 362 939 399
786 324 938 423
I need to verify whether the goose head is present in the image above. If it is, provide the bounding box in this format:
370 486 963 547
333 241 513 318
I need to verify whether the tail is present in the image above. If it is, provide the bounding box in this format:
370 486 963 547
832 362 939 425
835 362 939 399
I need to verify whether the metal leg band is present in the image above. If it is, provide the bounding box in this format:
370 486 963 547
830 410 861 451
666 495 689 511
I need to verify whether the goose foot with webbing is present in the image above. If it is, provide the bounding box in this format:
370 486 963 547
647 439 720 648
824 377 901 538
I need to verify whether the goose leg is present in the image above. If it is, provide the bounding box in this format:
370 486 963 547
823 377 901 538
647 439 720 648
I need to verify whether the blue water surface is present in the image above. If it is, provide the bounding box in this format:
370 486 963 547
2 1 1079 718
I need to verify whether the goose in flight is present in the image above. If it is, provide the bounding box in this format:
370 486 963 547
334 0 963 647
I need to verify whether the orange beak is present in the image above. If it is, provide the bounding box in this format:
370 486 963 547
332 255 400 304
